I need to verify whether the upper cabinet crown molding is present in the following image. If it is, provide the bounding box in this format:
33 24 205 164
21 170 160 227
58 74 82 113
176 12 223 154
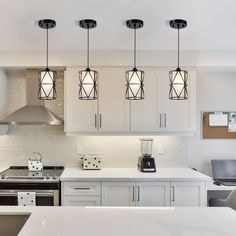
64 67 196 135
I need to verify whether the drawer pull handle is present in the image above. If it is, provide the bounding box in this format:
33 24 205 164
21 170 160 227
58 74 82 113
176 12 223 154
74 187 90 190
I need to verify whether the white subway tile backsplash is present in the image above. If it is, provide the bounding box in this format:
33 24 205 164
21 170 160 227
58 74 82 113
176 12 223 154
0 126 187 168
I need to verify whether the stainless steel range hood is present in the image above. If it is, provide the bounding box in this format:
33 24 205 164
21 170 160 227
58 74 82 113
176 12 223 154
0 105 63 125
0 69 63 125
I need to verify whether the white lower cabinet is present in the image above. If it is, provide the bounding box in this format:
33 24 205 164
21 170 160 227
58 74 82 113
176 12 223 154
61 181 101 206
170 181 207 207
62 180 207 207
102 182 135 206
102 181 170 207
136 182 170 206
101 181 206 207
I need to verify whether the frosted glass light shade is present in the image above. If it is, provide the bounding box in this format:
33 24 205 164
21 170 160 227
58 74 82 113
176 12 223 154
38 68 56 100
79 68 98 100
126 68 144 100
169 68 188 100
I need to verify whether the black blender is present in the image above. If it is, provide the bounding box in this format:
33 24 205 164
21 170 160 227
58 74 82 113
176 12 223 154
138 138 156 172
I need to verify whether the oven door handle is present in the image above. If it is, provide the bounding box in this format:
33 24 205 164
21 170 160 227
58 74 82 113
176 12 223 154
0 192 54 197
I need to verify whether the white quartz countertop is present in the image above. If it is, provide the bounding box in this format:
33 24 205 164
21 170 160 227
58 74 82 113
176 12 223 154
60 167 211 181
0 206 235 236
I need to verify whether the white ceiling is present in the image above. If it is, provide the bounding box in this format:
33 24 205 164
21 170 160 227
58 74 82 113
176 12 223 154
1 0 236 51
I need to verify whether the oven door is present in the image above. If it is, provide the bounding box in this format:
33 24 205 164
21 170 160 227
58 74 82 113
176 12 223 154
0 190 59 206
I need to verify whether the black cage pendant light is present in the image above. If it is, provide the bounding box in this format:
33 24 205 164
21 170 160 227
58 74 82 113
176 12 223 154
125 19 144 100
169 19 188 100
38 19 57 100
78 19 98 100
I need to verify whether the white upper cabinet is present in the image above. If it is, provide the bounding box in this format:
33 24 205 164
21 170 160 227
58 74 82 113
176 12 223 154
130 69 196 133
65 67 130 134
130 70 161 132
65 67 98 133
98 69 130 132
65 67 196 134
159 71 196 132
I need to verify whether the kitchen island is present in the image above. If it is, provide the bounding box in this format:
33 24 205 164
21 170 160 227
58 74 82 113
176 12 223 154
1 206 235 236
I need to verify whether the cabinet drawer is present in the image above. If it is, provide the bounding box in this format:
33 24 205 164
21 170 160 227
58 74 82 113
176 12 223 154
63 195 101 206
63 181 101 196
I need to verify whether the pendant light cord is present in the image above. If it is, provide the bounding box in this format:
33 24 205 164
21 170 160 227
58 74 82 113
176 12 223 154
177 27 180 68
87 28 90 68
134 28 136 68
46 27 49 69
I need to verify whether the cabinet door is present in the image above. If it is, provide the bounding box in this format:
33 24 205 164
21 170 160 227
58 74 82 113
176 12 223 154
102 182 135 206
98 69 130 132
65 67 98 133
63 196 101 206
136 182 171 206
130 70 161 132
159 71 196 132
170 181 207 206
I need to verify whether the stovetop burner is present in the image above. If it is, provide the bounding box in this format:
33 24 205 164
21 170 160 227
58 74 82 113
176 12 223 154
0 166 64 183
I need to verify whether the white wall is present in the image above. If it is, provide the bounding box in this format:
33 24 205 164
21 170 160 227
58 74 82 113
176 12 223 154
187 71 236 176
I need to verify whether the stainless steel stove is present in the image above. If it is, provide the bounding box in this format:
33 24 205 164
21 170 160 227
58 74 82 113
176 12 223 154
0 166 64 183
0 166 64 206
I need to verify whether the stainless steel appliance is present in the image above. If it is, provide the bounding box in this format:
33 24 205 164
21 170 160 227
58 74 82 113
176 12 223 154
137 138 156 172
0 166 64 206
0 69 64 126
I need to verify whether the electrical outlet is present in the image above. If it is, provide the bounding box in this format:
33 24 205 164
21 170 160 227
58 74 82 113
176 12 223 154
157 144 164 155
76 145 83 154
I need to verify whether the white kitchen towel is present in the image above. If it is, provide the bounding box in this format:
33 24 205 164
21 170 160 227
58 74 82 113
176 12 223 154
17 192 36 206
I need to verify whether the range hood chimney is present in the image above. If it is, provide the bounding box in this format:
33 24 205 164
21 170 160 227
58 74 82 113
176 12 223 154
0 69 63 125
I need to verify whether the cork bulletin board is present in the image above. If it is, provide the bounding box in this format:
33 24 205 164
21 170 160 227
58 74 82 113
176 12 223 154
202 112 236 139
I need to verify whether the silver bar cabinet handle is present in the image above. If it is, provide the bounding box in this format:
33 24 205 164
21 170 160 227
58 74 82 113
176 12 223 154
95 114 97 128
164 113 167 128
159 113 162 128
99 114 102 128
74 187 90 190
137 186 140 202
172 186 175 202
132 186 135 202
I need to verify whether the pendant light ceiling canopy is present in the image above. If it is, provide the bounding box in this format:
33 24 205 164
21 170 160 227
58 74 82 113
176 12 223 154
169 19 188 100
125 19 144 100
38 19 57 100
78 19 98 100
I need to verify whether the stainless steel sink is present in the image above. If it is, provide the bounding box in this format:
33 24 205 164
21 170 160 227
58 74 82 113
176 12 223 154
0 214 30 236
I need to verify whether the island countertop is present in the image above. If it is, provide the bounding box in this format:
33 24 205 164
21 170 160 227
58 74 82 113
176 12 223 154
0 206 235 236
60 167 211 181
